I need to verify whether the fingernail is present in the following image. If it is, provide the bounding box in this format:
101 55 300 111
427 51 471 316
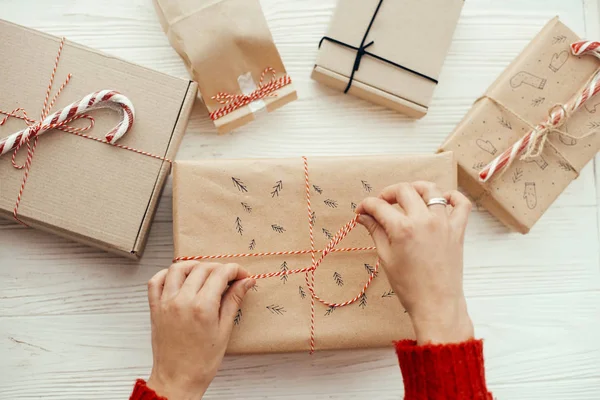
244 278 256 290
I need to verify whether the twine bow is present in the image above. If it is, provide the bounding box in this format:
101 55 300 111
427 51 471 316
479 40 600 182
208 67 292 121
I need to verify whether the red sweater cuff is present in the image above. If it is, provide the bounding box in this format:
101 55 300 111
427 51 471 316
395 339 493 400
130 379 167 400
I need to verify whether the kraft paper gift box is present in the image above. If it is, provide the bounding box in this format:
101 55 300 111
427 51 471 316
439 17 600 234
172 153 457 353
312 0 463 118
153 0 297 134
0 19 197 258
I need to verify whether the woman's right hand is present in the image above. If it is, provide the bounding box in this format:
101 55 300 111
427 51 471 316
356 181 474 345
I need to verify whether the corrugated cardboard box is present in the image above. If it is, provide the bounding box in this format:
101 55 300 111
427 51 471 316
0 19 197 258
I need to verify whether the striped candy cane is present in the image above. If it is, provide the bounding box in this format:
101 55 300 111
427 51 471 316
0 90 134 157
479 41 600 182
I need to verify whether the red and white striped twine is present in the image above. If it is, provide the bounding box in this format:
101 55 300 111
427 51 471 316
208 67 292 121
479 40 600 182
174 156 379 353
0 37 170 225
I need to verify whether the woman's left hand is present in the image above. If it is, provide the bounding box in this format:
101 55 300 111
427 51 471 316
146 261 256 399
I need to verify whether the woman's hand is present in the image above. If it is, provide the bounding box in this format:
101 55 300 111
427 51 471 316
356 181 474 345
146 262 256 399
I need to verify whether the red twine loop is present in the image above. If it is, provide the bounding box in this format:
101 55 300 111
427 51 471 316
208 67 292 121
174 156 380 354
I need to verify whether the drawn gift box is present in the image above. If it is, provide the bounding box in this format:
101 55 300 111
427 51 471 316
172 153 456 353
0 19 197 258
312 0 463 118
440 17 600 233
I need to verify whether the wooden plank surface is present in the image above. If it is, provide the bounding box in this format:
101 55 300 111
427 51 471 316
1 0 599 399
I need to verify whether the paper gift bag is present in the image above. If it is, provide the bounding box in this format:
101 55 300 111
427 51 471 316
153 0 297 134
0 19 197 258
440 17 600 233
172 153 457 353
312 0 463 118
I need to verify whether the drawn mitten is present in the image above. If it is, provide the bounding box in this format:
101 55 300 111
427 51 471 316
476 139 497 155
510 71 546 89
524 182 537 209
549 51 569 72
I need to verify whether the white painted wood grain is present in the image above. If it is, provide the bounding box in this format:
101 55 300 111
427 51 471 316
0 0 599 399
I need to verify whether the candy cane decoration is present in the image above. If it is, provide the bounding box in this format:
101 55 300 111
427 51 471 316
0 90 134 157
479 41 600 182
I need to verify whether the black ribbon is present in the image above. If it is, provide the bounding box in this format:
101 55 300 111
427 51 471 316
318 0 439 93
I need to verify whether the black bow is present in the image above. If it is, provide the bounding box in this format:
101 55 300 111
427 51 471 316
318 0 438 93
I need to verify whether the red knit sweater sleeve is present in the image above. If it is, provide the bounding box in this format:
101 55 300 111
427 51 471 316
395 339 493 400
129 379 166 400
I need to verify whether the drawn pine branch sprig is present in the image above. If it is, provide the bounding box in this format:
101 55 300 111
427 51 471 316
234 309 242 325
324 199 338 208
310 211 316 226
271 180 283 197
231 177 248 193
359 293 367 309
323 228 333 240
313 185 323 194
364 263 378 277
552 35 567 44
558 160 575 172
333 272 344 287
299 286 306 299
351 202 357 212
512 168 523 183
272 224 286 234
324 306 336 316
266 304 286 315
382 289 395 298
250 284 259 292
248 239 256 250
588 121 600 130
472 162 486 171
241 202 252 213
497 116 512 130
280 261 289 284
531 97 545 107
235 217 243 236
361 180 373 193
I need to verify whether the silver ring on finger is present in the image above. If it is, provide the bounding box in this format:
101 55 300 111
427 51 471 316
426 197 448 207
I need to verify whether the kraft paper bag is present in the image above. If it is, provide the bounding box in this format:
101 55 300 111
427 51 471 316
154 0 297 134
440 17 600 233
172 153 457 353
312 0 463 118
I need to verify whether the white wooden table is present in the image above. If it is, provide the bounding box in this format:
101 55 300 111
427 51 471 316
1 0 600 399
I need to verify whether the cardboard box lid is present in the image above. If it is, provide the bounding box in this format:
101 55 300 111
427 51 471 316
315 0 463 109
0 19 196 257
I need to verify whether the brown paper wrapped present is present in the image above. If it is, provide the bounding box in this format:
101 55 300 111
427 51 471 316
440 17 600 234
153 0 297 134
312 0 463 118
0 19 197 258
172 153 456 353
